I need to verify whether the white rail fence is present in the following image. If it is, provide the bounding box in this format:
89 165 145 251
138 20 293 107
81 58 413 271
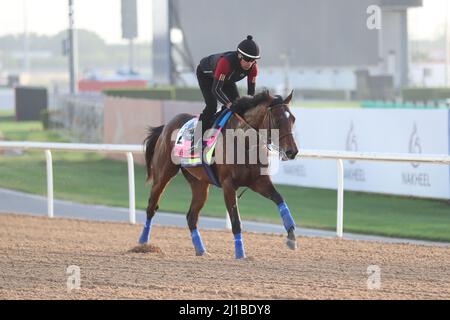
0 142 142 224
1 141 450 238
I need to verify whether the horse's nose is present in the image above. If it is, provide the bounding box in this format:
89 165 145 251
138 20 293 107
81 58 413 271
286 149 298 160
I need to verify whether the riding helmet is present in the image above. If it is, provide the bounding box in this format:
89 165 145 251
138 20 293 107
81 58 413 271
237 35 260 60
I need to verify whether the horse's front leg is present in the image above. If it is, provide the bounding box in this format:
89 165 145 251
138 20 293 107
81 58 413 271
222 178 246 259
249 176 297 250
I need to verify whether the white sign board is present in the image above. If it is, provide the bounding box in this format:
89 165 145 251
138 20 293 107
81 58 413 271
272 108 450 200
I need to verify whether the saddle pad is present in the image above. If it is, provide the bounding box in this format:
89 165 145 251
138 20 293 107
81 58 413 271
172 110 233 186
173 110 233 166
173 116 200 161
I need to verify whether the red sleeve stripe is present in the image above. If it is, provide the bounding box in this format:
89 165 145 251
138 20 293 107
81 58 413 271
249 63 258 80
214 57 231 80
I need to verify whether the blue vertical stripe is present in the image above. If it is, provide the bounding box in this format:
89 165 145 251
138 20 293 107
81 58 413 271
234 233 246 259
191 229 206 255
219 111 232 127
138 219 152 244
278 202 296 232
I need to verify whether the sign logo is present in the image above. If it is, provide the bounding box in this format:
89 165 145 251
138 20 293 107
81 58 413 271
408 122 421 168
346 121 358 164
344 121 366 182
402 122 431 188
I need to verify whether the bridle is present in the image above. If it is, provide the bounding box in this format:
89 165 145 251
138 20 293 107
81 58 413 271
232 96 296 156
229 98 296 199
264 97 296 147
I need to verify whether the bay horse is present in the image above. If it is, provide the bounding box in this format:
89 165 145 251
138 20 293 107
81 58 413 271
138 90 299 259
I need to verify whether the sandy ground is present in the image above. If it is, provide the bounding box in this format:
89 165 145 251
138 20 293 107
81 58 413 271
0 213 449 300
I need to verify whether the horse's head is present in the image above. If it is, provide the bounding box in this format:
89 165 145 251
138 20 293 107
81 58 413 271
234 90 298 160
265 91 298 160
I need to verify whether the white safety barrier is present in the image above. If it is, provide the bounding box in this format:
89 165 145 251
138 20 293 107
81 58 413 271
224 148 450 236
0 141 143 224
1 141 449 237
281 108 450 199
293 150 450 238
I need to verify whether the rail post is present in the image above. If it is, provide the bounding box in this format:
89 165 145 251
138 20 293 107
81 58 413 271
337 159 344 238
45 150 54 218
126 152 136 224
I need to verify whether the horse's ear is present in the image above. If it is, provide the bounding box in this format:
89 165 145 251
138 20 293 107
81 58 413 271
283 90 294 105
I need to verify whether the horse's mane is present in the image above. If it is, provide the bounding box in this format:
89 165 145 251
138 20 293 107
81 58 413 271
232 90 271 116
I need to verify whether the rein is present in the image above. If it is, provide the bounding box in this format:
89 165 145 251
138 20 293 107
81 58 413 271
231 102 293 157
230 103 290 200
228 99 294 200
265 105 295 146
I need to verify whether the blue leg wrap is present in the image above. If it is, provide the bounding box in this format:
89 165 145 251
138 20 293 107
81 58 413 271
138 219 152 244
191 229 206 255
234 233 246 259
278 202 296 232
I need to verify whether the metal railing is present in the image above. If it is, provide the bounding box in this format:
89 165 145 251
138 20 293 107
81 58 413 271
0 141 142 224
1 141 450 237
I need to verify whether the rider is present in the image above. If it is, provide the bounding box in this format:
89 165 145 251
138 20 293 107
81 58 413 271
196 35 260 139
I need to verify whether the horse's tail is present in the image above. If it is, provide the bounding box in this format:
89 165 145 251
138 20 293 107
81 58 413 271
143 125 165 182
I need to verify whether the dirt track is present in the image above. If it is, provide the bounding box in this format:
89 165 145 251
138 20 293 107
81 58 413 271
0 213 449 300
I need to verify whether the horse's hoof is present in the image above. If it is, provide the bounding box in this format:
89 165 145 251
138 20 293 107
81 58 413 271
196 250 209 256
138 237 148 245
286 239 297 250
286 227 297 250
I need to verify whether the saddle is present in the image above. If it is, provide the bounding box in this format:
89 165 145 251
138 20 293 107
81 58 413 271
173 109 233 187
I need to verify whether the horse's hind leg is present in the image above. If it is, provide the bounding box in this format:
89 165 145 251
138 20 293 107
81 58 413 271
182 169 210 256
138 163 179 245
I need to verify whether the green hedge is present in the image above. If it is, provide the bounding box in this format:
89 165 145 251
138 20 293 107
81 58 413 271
104 87 208 102
173 87 204 101
103 87 175 100
361 100 448 109
296 89 349 100
402 88 450 102
103 86 262 102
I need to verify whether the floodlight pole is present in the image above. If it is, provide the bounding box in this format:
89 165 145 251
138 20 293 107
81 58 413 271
68 0 78 95
446 0 450 87
23 0 30 72
129 38 134 73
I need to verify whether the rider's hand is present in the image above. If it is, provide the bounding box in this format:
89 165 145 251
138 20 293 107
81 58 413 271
225 102 232 109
